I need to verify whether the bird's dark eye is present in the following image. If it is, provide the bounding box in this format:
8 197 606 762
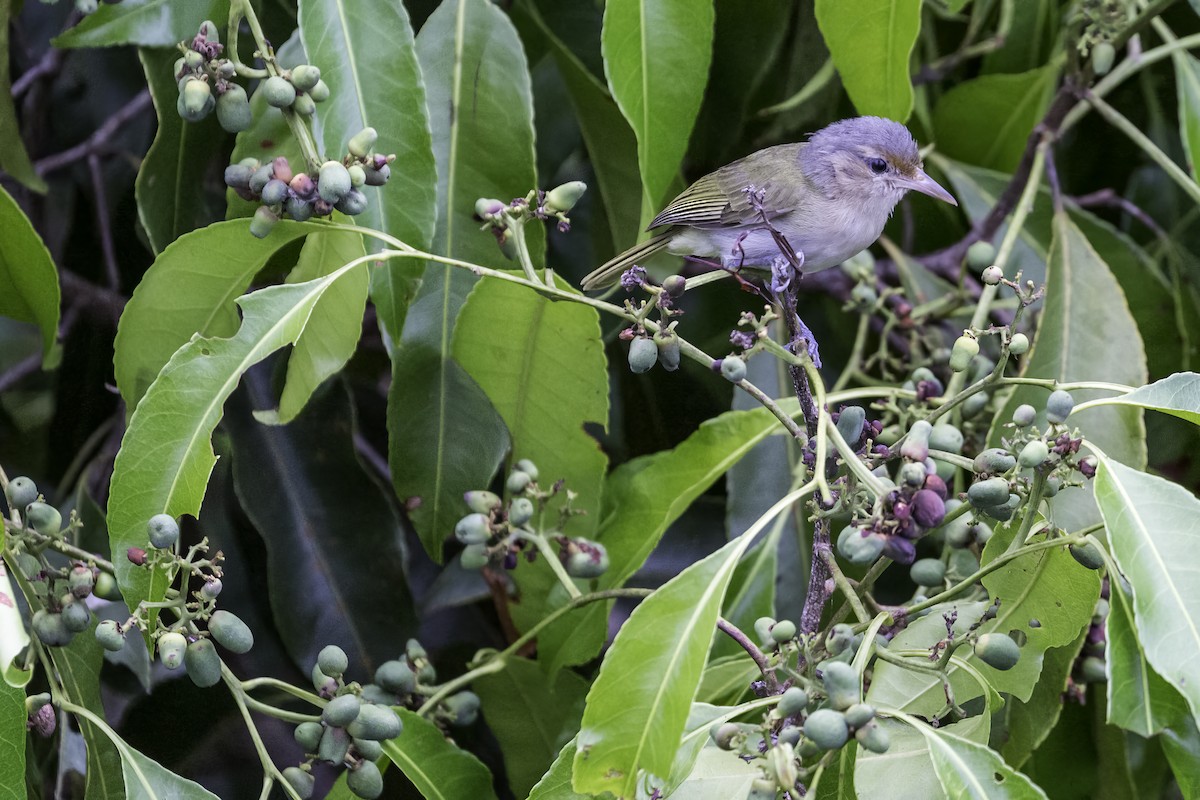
867 158 888 174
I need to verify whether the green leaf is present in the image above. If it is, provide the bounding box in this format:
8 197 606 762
539 404 795 672
0 677 22 800
384 709 499 800
297 0 437 342
932 65 1059 172
226 377 416 674
696 654 757 705
257 230 368 424
601 0 715 223
52 631 125 799
135 48 223 254
815 0 920 122
53 0 230 48
1094 458 1200 720
856 716 989 800
108 731 217 799
813 744 856 800
659 702 757 796
1106 575 1190 737
993 212 1147 532
0 185 60 363
998 630 1087 768
572 533 759 796
897 713 1048 799
113 219 325 412
1087 372 1200 427
710 531 777 660
0 0 45 193
981 0 1057 75
474 657 589 798
527 739 588 800
1162 714 1200 799
107 256 367 634
1174 51 1200 180
667 746 759 797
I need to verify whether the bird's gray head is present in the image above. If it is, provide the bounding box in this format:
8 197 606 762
800 116 957 207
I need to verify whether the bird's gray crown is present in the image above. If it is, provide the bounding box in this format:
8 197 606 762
800 116 921 195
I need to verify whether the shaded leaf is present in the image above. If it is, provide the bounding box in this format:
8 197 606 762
814 744 856 800
1174 51 1200 180
696 654 758 705
109 733 217 800
998 630 1086 768
899 714 1048 799
52 627 125 799
932 65 1059 172
0 185 60 363
474 657 589 798
527 739 587 800
384 709 499 800
1095 458 1200 720
135 47 222 254
0 0 45 193
601 0 714 224
0 668 22 800
815 0 920 122
54 0 230 48
1162 715 1200 800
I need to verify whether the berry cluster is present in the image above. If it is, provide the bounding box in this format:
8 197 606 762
616 270 691 376
173 21 253 134
475 180 587 258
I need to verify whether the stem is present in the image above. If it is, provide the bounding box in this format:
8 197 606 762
416 658 507 717
514 530 581 600
716 618 777 687
222 663 304 800
240 676 325 707
240 694 321 725
505 217 543 286
1007 469 1048 554
822 550 869 623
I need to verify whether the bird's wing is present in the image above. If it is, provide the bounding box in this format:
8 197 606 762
647 143 809 230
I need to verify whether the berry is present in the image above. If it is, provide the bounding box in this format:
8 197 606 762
564 541 609 578
216 84 252 132
1012 404 1037 427
294 721 323 752
5 476 37 510
249 164 275 194
33 610 72 646
966 241 996 270
348 127 379 158
628 337 658 373
68 566 94 598
454 513 491 545
856 720 891 753
179 78 213 122
770 620 797 644
506 470 531 493
804 709 849 750
544 181 587 213
654 331 681 371
836 526 884 564
317 645 348 677
147 513 180 549
909 489 946 528
347 703 403 740
312 664 338 697
711 722 742 749
249 206 280 238
820 661 859 709
26 502 62 536
982 265 1003 284
1070 541 1106 570
208 610 254 654
825 623 856 655
61 599 91 633
974 633 1021 670
157 631 187 669
95 620 126 652
508 497 534 526
1045 389 1074 424
285 197 314 222
1082 656 1108 682
290 65 322 92
1092 42 1116 76
662 274 687 297
292 94 316 116
949 334 979 372
777 686 808 717
317 724 351 764
836 406 867 445
968 477 1011 508
318 161 352 203
443 691 480 727
364 164 391 186
844 703 875 729
282 767 315 800
461 544 489 570
353 738 383 760
1018 440 1050 468
900 420 932 463
262 76 297 108
322 694 361 728
910 558 945 587
200 579 223 600
515 459 539 480
375 659 416 694
973 448 1016 475
261 179 288 206
753 617 776 643
719 355 747 382
309 79 331 102
335 188 369 216
1009 332 1029 355
348 164 366 187
347 760 383 799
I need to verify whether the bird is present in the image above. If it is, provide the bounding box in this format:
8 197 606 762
579 116 957 290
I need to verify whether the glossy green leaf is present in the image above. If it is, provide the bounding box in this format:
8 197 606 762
981 0 1057 75
297 0 437 342
993 213 1147 532
1174 51 1200 180
54 0 229 48
999 630 1086 768
897 713 1048 799
667 746 759 798
601 0 714 223
1088 372 1200 427
711 531 777 660
696 654 758 705
814 744 857 800
815 0 920 122
53 630 125 799
135 48 223 254
1106 576 1190 737
0 0 45 193
384 709 499 800
527 739 587 800
227 377 415 674
0 185 60 363
392 0 539 558
0 676 22 800
932 65 1059 172
537 403 795 672
107 255 367 632
659 702 757 796
256 230 368 424
113 219 326 413
474 657 589 798
856 716 989 800
1095 457 1200 720
1162 715 1200 799
572 533 758 796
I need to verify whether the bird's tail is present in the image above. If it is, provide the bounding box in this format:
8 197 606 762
580 232 673 290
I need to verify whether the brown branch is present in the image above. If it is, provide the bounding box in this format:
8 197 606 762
34 91 152 176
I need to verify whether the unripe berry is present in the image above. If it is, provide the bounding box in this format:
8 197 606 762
544 180 587 213
711 722 742 750
975 633 1021 670
719 355 746 382
348 164 366 187
216 83 252 133
208 610 253 654
262 76 297 108
973 447 1016 475
5 476 37 510
1012 404 1037 427
33 610 72 646
197 20 220 44
654 330 681 371
464 490 502 513
856 720 891 753
61 599 91 632
364 164 391 186
322 694 362 728
804 708 849 750
200 578 223 600
260 179 288 206
506 470 531 493
347 703 403 740
777 686 808 717
949 334 979 372
317 724 351 764
1092 42 1116 76
770 619 796 643
662 274 686 297
1070 540 1106 570
900 419 932 463
928 423 963 454
317 645 348 677
26 502 62 536
461 543 489 570
282 767 315 799
68 565 94 598
158 631 187 669
968 477 1011 508
443 691 480 727
836 526 884 564
309 79 331 102
249 206 280 239
844 703 876 729
1018 439 1050 468
285 197 314 222
347 760 383 799
820 660 859 710
95 620 126 652
454 513 491 545
179 78 213 122
982 265 1003 285
290 65 322 92
628 337 658 373
515 459 539 480
353 738 383 760
375 659 416 694
1009 332 1029 355
249 164 275 194
1045 389 1074 423
147 513 180 549
318 161 352 203
966 241 996 270
348 127 379 158
292 94 316 116
508 497 534 526
564 543 609 578
294 721 324 752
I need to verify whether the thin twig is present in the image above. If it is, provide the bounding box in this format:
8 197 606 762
87 154 120 290
12 47 66 98
34 91 152 176
0 355 40 394
716 617 778 688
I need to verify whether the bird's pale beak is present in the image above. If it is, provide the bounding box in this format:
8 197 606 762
902 169 958 206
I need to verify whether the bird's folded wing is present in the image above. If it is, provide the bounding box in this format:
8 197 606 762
647 143 808 230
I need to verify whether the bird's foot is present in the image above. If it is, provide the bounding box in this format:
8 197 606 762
787 313 822 368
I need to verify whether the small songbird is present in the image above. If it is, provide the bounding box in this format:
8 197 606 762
580 116 957 290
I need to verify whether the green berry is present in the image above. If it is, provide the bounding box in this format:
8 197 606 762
147 513 180 549
804 708 849 750
361 684 396 705
317 645 348 677
770 619 797 644
5 476 37 510
711 722 742 749
454 513 491 545
353 737 383 760
1070 540 1106 570
545 180 587 213
973 448 1016 475
290 64 322 92
1082 656 1108 683
1009 332 1029 355
564 542 609 578
628 336 658 373
61 599 91 633
836 405 867 445
207 610 254 654
308 79 331 102
949 334 980 372
820 661 859 710
197 19 220 44
844 703 875 729
179 78 213 122
312 664 338 696
968 477 1010 508
464 490 501 513
1045 389 1074 424
348 127 379 158
910 558 945 587
1092 42 1116 76
836 526 884 564
1012 404 1037 427
720 355 747 382
347 760 384 799
200 579 223 600
375 659 416 694
348 164 366 187
856 720 891 753
851 283 878 308
318 161 352 203
68 566 95 598
262 75 297 108
216 83 252 133
508 497 534 526
928 423 964 454
654 331 681 371
249 206 279 239
285 197 314 222
777 686 808 717
900 419 932 462
347 702 403 740
282 766 315 799
294 721 324 752
323 694 361 728
966 241 996 270
95 572 119 600
443 691 480 727
317 724 351 764
753 617 776 643
33 610 72 647
95 620 126 652
506 470 531 493
26 502 62 536
662 275 687 297
825 623 856 655
185 639 222 687
515 459 539 480
292 94 316 116
15 553 41 580
461 544 489 570
962 390 990 419
158 631 187 669
974 633 1021 671
261 179 288 206
1018 440 1050 468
